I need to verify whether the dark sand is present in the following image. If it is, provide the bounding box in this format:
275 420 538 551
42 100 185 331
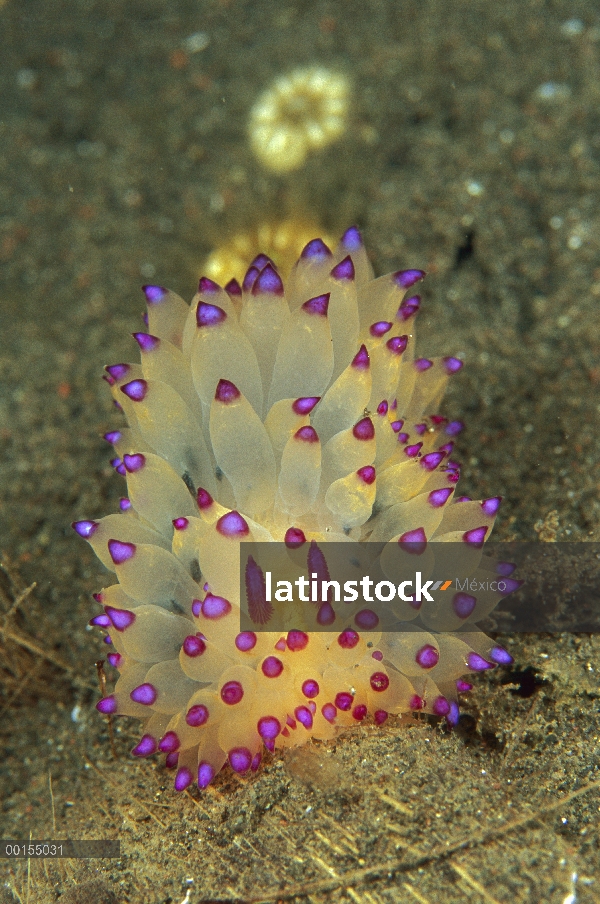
0 1 599 902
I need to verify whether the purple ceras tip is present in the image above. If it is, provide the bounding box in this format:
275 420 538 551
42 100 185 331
370 321 393 337
123 453 145 473
257 715 281 742
72 520 98 538
182 634 206 657
250 253 274 270
490 646 514 666
173 517 189 531
341 225 363 250
446 701 460 727
443 356 463 374
420 451 444 471
445 420 464 436
414 358 433 372
132 332 160 353
103 430 122 445
105 605 136 631
198 761 215 789
142 285 167 304
262 655 284 678
96 695 117 714
393 268 426 289
196 301 227 328
186 703 209 727
352 344 370 369
105 363 130 381
377 400 388 415
198 276 221 294
330 255 355 281
357 465 376 484
463 526 488 548
467 652 495 672
252 262 284 296
415 643 439 669
354 608 379 629
132 734 157 757
428 487 453 508
89 614 111 628
386 335 408 355
300 238 332 261
398 527 427 554
242 265 259 293
216 510 250 537
225 278 242 297
404 442 423 458
481 496 502 516
235 631 257 652
353 416 375 441
295 425 319 443
215 378 240 404
197 487 214 509
120 379 148 402
452 592 477 619
287 630 309 651
432 696 450 716
158 731 180 753
284 526 306 547
174 767 193 792
107 539 136 565
295 705 314 729
292 396 320 415
302 293 330 316
229 746 253 774
200 593 232 619
130 683 157 705
397 294 421 321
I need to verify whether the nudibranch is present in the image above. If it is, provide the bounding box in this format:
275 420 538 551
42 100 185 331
248 66 349 172
75 227 518 793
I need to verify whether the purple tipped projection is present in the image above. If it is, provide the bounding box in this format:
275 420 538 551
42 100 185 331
130 683 157 705
295 425 319 443
443 356 463 374
132 734 157 757
186 704 209 727
420 451 444 471
103 430 122 445
334 692 353 711
301 678 319 699
106 652 122 668
370 321 392 337
463 526 488 548
499 577 523 595
377 400 388 416
198 276 221 295
481 496 502 516
132 332 160 353
446 701 460 727
390 420 404 433
174 767 193 792
357 465 376 485
158 731 180 753
252 263 284 296
121 379 148 402
196 302 227 328
428 487 452 508
96 695 117 714
242 265 260 292
330 255 355 281
216 510 250 537
201 593 232 619
225 278 242 297
302 293 330 316
415 643 439 669
123 453 145 473
354 608 379 629
292 396 320 415
404 442 423 458
197 487 214 509
258 715 281 740
182 634 207 657
229 747 252 774
142 285 167 304
198 762 215 789
490 646 514 666
72 520 98 539
467 652 495 672
105 606 136 631
351 345 370 370
215 378 241 404
250 253 274 270
105 363 130 381
341 225 363 251
284 526 306 547
108 539 136 565
287 630 308 651
301 238 332 261
393 268 426 289
89 614 111 628
386 335 408 355
352 417 375 441
452 592 477 619
496 561 517 577
432 696 450 716
294 705 313 729
235 631 257 652
414 358 433 372
445 420 464 436
398 527 427 556
173 517 189 531
456 679 473 693
316 601 336 626
397 295 421 321
321 702 337 723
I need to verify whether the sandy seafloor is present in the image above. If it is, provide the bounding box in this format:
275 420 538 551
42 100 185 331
1 0 599 902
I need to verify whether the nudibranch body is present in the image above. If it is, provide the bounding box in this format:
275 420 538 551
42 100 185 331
248 66 349 172
75 227 516 793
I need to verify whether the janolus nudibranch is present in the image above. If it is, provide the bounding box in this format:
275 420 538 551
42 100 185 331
74 227 518 793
